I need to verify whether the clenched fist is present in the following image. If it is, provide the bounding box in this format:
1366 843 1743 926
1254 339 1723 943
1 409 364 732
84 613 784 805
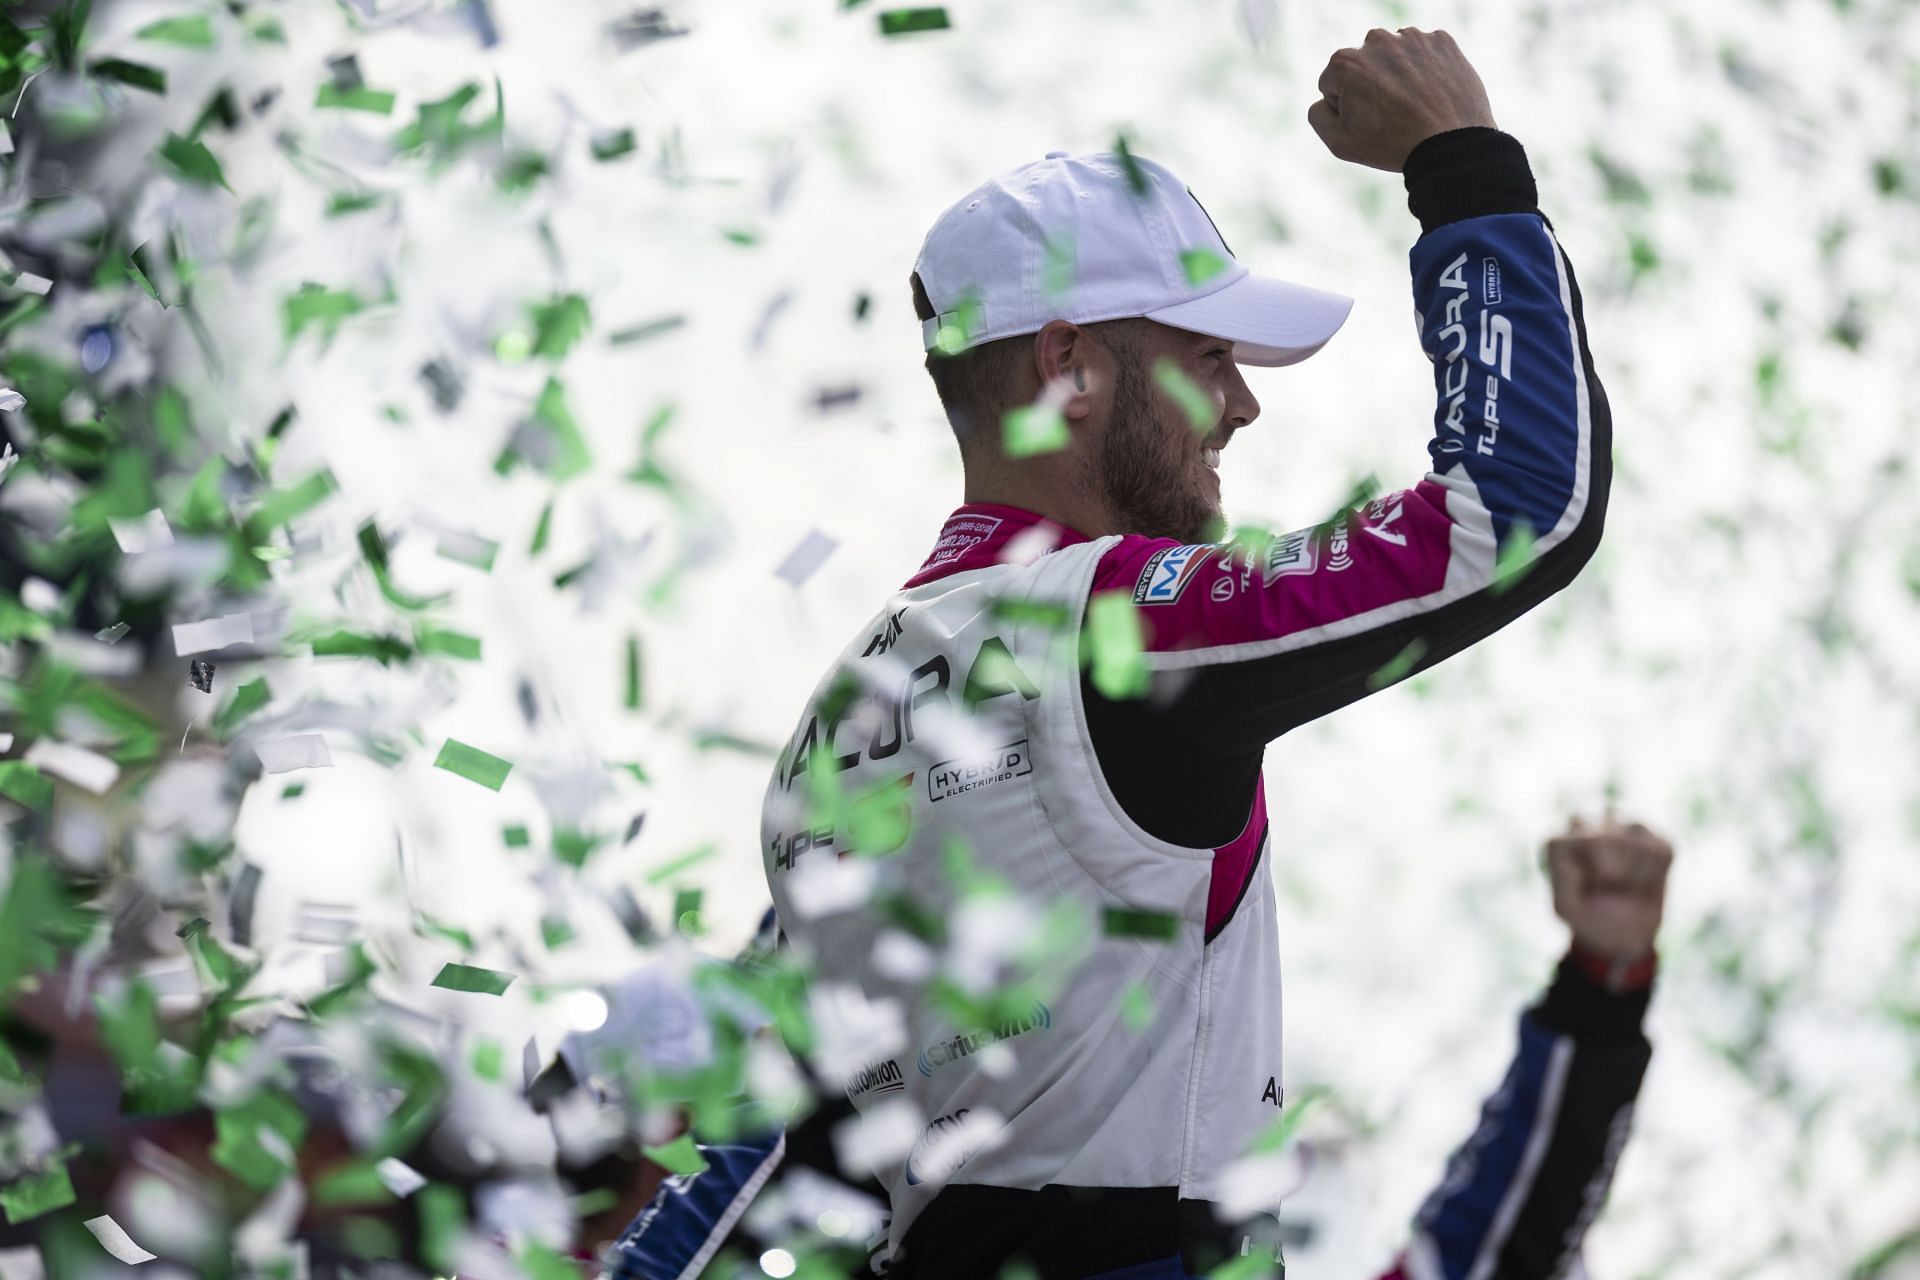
1307 27 1499 173
1544 815 1674 966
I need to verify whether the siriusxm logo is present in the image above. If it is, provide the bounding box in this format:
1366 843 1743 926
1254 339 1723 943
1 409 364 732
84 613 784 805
927 739 1032 802
916 1004 1051 1076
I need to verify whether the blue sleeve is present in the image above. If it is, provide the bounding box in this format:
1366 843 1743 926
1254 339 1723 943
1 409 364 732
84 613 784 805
1400 958 1653 1280
600 1128 787 1280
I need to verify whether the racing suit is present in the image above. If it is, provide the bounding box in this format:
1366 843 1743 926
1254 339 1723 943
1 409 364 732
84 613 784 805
758 125 1611 1278
597 948 1654 1280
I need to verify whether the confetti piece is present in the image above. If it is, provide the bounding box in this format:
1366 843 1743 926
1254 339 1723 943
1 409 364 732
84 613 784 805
0 734 10 751
591 127 636 161
434 529 497 570
137 14 215 46
172 611 254 655
24 739 120 794
376 1157 426 1198
0 763 52 811
0 389 24 412
433 739 512 791
211 1091 308 1189
1084 592 1149 700
878 7 949 35
211 680 270 742
188 659 215 693
645 843 716 885
774 529 838 587
431 962 515 996
1112 134 1150 196
83 1214 157 1263
1365 638 1429 692
315 84 396 114
0 442 16 482
608 314 685 344
608 8 691 50
12 272 51 295
89 58 167 94
624 634 643 709
254 735 334 773
1150 357 1215 433
1179 246 1230 286
1103 907 1180 940
502 824 529 847
642 1133 709 1176
415 628 481 660
158 132 231 191
1002 403 1069 458
1488 519 1539 595
0 1163 75 1224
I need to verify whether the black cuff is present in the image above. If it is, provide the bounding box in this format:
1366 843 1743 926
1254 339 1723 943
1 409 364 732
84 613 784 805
1529 951 1653 1043
1402 126 1539 234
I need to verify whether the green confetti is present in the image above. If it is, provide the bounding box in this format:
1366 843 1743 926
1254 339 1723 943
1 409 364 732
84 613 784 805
1084 591 1149 700
326 191 388 217
253 467 338 528
416 913 474 950
89 58 166 94
433 739 512 791
416 1184 463 1273
1103 907 1180 940
1118 981 1157 1032
502 824 530 847
430 963 515 996
529 294 591 360
930 288 983 355
1151 357 1214 433
281 782 304 799
158 132 231 191
315 83 396 114
1040 230 1076 306
311 1159 394 1207
1112 133 1149 196
137 14 216 46
609 315 685 345
436 533 499 571
211 1090 309 1189
540 916 574 949
1002 403 1069 458
529 497 554 554
471 1039 504 1081
1365 638 1429 692
282 284 364 343
624 634 644 709
847 770 915 856
0 762 53 812
591 127 637 161
529 377 593 481
552 828 603 869
1488 519 1539 595
1247 1083 1331 1154
310 629 412 665
415 627 482 660
1179 246 1230 286
643 1133 710 1176
0 1162 75 1224
646 843 717 886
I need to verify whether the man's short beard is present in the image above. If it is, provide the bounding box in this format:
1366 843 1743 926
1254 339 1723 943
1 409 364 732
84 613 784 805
1091 352 1222 544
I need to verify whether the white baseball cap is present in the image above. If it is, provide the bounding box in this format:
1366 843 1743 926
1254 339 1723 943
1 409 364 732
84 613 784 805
914 149 1355 368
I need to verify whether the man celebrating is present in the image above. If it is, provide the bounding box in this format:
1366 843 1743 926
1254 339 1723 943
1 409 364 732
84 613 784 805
760 27 1612 1280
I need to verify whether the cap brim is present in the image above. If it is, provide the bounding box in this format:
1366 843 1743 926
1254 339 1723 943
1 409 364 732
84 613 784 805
1143 271 1356 368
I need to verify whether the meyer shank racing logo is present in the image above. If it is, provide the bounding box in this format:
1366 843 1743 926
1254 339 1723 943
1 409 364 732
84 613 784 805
916 1003 1051 1076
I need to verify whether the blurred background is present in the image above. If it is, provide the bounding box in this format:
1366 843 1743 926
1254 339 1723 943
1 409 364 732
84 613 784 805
1 0 1917 1275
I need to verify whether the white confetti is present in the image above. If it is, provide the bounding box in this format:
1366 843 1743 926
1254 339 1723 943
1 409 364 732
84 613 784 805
783 855 877 919
773 529 837 587
0 733 12 751
830 1095 921 1175
172 611 255 655
1238 0 1278 49
0 387 23 412
108 508 175 553
12 272 50 296
43 632 141 677
254 735 334 774
0 441 16 484
998 520 1063 566
20 577 58 613
374 1157 427 1198
24 739 120 794
83 1215 157 1264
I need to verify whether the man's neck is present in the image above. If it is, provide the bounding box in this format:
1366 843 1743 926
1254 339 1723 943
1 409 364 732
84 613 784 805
960 478 1107 542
